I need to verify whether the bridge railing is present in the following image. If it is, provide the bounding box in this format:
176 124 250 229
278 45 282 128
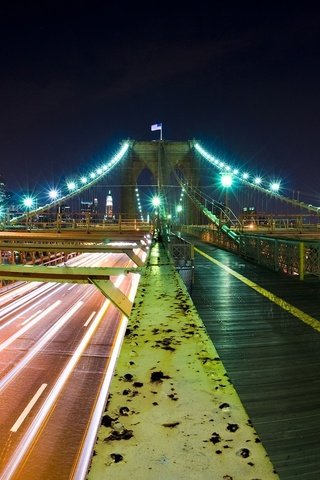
161 231 194 291
4 216 152 233
181 224 240 253
180 224 320 280
240 213 320 232
239 235 300 276
240 235 320 279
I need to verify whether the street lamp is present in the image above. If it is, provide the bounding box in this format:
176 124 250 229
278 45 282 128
23 196 34 209
151 195 162 234
67 181 77 191
220 173 233 222
220 173 233 188
270 181 280 193
48 189 59 201
152 195 161 208
23 196 34 230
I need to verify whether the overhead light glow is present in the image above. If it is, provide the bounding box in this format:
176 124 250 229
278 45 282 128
270 181 280 192
221 173 233 188
23 197 34 208
49 189 59 200
67 181 77 191
152 196 161 207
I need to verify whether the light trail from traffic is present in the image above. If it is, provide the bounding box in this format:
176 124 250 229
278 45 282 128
0 249 142 479
0 297 110 480
72 269 141 480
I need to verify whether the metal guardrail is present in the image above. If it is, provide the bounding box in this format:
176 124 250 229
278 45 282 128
181 225 320 280
162 232 194 290
182 225 239 254
239 235 320 280
2 218 152 233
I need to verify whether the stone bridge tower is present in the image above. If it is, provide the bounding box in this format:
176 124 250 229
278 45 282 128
120 140 202 224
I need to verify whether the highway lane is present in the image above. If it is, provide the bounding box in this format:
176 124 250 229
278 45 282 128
0 251 141 479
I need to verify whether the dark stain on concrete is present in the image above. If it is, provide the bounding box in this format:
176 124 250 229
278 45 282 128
150 371 171 382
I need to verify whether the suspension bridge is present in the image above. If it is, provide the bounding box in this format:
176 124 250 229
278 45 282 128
0 139 320 480
5 139 320 229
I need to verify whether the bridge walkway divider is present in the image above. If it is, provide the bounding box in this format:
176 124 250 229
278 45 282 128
87 240 278 480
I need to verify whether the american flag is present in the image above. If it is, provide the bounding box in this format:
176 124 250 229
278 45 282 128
151 123 162 131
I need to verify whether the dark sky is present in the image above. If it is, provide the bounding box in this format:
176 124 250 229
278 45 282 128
1 2 320 203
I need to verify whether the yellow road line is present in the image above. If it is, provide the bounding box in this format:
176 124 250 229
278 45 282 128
195 247 320 333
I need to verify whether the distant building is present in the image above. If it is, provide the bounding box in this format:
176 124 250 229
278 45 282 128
105 190 113 220
0 175 7 220
80 201 93 213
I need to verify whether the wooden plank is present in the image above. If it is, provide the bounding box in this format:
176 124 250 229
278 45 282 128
190 238 320 479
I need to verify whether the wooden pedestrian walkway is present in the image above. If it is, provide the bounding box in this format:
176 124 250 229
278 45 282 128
190 237 320 480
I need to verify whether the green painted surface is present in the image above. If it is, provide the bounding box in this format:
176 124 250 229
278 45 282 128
87 242 278 479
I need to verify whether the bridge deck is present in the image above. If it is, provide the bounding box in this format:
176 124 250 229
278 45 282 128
87 241 278 480
189 237 320 480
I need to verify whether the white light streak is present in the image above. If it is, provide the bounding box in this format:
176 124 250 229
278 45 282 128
84 311 96 327
0 286 50 328
0 283 64 330
0 297 112 479
0 300 82 392
128 273 141 302
10 384 48 433
0 282 37 306
72 313 128 480
0 300 61 353
21 310 43 326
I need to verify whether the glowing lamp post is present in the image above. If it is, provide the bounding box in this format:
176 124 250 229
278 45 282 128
23 196 34 230
48 188 62 223
151 195 161 233
221 173 233 189
220 172 234 225
220 173 233 219
49 189 59 200
270 182 280 193
175 204 183 225
23 197 34 209
67 181 77 191
152 195 161 208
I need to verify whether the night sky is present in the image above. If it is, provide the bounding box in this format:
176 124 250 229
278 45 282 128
1 2 320 203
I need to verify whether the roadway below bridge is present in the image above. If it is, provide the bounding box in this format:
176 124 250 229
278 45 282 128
0 251 141 480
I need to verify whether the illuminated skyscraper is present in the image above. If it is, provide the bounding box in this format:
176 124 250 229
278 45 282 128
0 175 7 220
105 190 113 219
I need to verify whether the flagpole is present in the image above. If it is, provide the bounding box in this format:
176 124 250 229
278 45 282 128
150 122 163 140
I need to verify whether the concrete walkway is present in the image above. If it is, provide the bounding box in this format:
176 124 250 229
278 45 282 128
87 242 278 480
